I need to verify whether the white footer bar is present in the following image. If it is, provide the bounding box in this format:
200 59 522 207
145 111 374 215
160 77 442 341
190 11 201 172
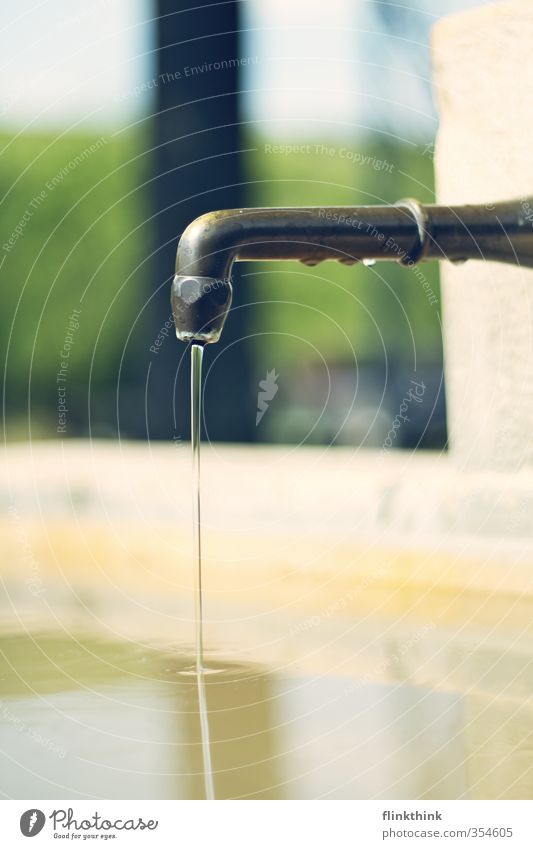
2 800 533 848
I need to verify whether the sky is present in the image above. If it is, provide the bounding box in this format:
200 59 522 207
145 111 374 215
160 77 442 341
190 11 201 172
0 0 494 138
0 0 153 131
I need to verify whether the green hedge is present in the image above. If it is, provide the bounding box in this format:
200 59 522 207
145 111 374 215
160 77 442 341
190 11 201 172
243 135 442 367
1 129 149 435
1 129 441 436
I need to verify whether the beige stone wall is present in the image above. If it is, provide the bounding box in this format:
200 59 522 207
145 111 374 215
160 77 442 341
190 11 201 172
432 0 533 470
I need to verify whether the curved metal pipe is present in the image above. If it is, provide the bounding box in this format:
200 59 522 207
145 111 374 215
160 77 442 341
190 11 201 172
172 197 533 342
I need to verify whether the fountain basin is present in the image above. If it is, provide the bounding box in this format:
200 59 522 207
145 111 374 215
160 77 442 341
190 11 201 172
1 441 533 799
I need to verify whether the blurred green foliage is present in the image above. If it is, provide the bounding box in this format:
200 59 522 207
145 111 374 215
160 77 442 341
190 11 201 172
1 129 149 436
244 135 442 369
1 129 441 436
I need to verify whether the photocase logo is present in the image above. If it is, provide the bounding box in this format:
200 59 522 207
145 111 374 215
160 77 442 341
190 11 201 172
19 807 159 838
20 809 46 837
256 368 279 425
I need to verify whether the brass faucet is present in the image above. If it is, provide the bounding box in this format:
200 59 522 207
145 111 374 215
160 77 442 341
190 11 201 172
172 197 533 343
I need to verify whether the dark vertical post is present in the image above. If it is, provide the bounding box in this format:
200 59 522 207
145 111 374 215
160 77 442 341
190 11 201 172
148 0 254 442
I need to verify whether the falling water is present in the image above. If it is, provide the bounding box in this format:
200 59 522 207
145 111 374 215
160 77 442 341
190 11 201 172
191 343 205 671
190 342 215 800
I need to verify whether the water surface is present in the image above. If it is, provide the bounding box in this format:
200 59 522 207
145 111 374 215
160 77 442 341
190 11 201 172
1 630 532 799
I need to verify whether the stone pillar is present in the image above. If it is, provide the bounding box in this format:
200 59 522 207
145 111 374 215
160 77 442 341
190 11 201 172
432 0 533 471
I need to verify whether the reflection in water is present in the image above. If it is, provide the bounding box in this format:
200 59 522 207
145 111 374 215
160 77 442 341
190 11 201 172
1 631 533 799
176 660 284 800
0 635 283 799
196 669 215 799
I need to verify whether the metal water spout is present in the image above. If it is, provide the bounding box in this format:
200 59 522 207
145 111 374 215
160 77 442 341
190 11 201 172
171 197 533 343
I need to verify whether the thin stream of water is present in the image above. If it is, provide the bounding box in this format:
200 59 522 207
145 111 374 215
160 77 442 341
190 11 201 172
191 342 205 673
190 342 215 800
